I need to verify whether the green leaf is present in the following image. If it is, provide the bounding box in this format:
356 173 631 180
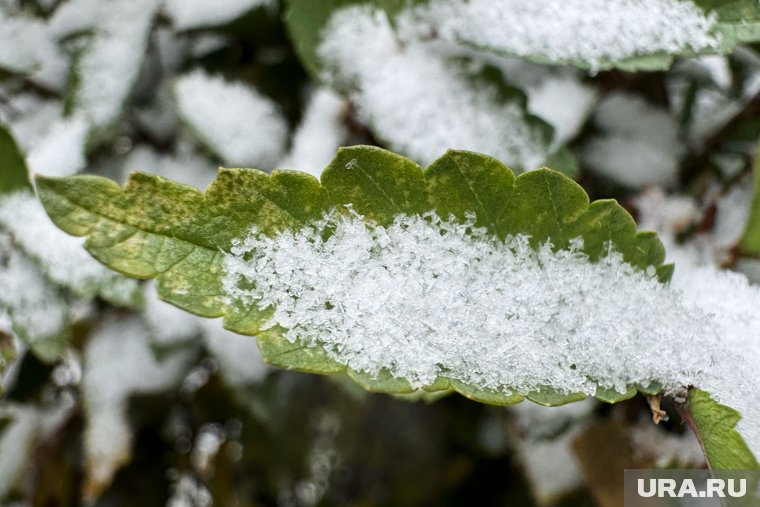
36 145 671 406
739 139 760 255
0 125 31 195
695 0 760 48
687 389 759 470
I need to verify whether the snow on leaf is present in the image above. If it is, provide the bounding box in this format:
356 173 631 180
48 0 99 39
25 114 90 177
35 146 670 401
82 316 193 502
404 0 720 71
164 0 275 31
0 234 69 361
286 0 759 77
70 0 161 129
173 70 288 170
35 146 760 462
583 92 685 188
316 5 552 171
0 10 67 90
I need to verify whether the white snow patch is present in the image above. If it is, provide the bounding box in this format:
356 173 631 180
0 191 141 305
82 316 193 498
201 318 269 387
629 419 705 467
26 114 89 177
5 96 62 153
408 0 718 70
525 76 598 149
279 88 347 178
143 282 203 347
165 0 274 31
49 0 99 38
223 211 760 457
512 402 594 503
0 11 68 90
318 6 550 170
0 233 68 358
584 92 684 187
712 180 753 252
142 282 268 385
174 70 288 169
72 0 161 128
0 405 41 497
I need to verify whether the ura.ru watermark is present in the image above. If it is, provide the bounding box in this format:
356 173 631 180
625 469 760 506
637 478 746 498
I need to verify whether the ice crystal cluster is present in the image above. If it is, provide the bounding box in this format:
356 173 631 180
222 211 760 454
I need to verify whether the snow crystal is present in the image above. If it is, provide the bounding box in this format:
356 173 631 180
408 0 718 70
165 0 274 31
223 212 708 393
317 6 550 171
0 191 141 304
279 88 347 178
174 70 288 169
83 316 193 498
584 92 684 187
222 211 760 456
72 0 160 128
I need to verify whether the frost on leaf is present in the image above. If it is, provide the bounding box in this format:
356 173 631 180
223 212 688 395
